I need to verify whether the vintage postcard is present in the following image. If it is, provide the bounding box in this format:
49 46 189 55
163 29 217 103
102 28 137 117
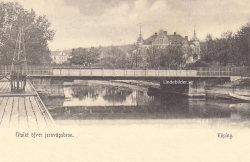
1 0 250 161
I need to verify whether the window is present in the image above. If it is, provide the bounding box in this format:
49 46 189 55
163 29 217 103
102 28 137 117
54 57 56 60
160 38 163 44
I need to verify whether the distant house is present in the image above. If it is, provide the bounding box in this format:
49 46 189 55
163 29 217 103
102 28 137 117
51 51 71 64
135 29 201 66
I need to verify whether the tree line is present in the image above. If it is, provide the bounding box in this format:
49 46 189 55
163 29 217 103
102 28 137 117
68 45 133 68
0 2 54 65
68 44 187 68
200 24 250 67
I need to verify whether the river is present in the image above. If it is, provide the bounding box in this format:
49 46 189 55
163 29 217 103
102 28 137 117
41 80 250 129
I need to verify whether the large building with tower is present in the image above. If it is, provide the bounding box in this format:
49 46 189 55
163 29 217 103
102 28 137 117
135 29 201 66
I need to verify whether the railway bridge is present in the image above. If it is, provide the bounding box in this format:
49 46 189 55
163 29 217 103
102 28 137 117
1 65 248 98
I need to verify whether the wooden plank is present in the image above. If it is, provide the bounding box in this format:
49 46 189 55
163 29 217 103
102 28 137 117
9 97 19 128
0 97 9 125
34 96 53 127
30 80 55 127
0 97 14 127
25 97 38 128
29 96 47 128
18 97 28 128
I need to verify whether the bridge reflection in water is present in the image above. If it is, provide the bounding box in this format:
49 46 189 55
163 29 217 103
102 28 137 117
38 80 250 128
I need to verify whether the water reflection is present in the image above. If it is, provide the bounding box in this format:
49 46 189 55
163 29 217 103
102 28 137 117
71 85 100 100
63 81 157 106
102 87 132 103
41 81 250 126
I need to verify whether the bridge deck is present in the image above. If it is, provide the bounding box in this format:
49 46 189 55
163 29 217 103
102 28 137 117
27 68 231 80
0 66 234 79
0 80 55 128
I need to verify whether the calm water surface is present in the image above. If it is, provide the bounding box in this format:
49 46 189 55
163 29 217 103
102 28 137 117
41 80 250 128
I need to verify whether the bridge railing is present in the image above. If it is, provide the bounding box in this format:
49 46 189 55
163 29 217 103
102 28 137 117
0 65 52 76
1 65 248 77
230 66 249 76
197 71 231 77
51 68 198 77
27 65 52 75
196 67 231 77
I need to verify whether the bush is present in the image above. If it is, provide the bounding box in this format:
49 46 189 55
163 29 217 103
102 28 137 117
188 60 209 67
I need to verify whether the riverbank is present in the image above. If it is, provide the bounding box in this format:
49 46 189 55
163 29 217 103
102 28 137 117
110 78 250 99
206 77 250 99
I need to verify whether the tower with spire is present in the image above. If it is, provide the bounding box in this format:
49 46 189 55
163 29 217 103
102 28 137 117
134 23 147 66
137 23 144 47
192 28 198 41
190 27 200 61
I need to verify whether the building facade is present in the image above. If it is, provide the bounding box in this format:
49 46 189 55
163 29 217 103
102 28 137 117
51 51 71 64
135 29 200 66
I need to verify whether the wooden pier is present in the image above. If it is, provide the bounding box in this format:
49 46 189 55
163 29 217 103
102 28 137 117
0 79 55 128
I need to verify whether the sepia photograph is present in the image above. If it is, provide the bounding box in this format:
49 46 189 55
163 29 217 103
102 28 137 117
1 0 250 161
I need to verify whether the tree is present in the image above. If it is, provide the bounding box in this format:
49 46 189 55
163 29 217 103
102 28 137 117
131 48 143 67
234 24 250 66
0 2 55 65
159 48 171 67
146 45 185 68
146 46 161 67
215 31 234 66
69 47 100 65
167 45 185 67
200 24 250 67
99 46 131 68
200 34 216 64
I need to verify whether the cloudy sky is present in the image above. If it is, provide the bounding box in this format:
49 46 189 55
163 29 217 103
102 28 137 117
8 0 250 50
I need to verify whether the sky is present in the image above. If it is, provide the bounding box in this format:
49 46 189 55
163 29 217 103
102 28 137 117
6 0 250 50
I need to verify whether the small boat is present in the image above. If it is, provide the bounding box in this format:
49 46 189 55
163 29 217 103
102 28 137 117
229 93 250 101
216 94 233 100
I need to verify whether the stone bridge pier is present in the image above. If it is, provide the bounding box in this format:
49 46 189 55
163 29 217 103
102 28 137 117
159 78 229 97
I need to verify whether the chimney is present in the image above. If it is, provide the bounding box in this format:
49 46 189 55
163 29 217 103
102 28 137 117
185 36 188 40
174 32 176 35
155 32 157 36
164 31 168 35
